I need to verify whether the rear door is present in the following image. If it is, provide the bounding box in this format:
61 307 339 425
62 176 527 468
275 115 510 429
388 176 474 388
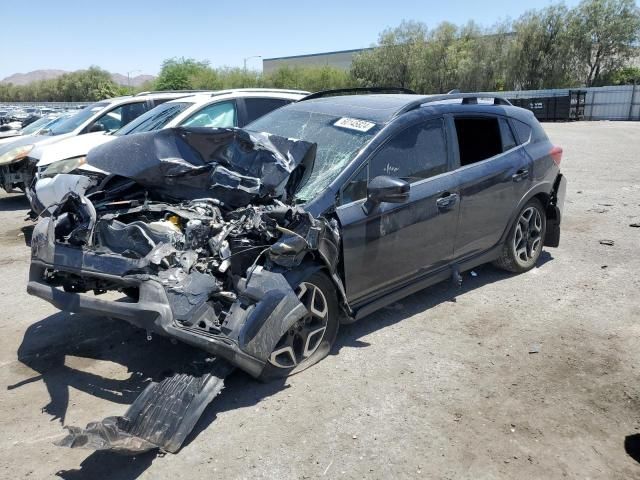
336 117 459 304
452 114 532 259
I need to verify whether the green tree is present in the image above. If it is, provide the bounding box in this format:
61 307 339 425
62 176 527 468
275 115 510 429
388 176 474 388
600 65 640 84
351 20 428 89
154 57 212 90
506 5 575 89
569 0 640 86
264 65 352 91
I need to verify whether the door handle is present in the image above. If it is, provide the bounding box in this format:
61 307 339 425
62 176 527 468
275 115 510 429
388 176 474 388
512 169 529 182
436 192 458 210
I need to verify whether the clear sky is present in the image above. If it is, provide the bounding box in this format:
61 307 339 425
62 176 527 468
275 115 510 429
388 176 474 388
1 0 585 79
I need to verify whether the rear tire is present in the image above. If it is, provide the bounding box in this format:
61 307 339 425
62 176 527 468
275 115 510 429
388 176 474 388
259 271 339 382
494 198 546 273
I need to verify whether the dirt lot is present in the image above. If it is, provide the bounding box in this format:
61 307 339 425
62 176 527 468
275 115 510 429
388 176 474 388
0 121 639 480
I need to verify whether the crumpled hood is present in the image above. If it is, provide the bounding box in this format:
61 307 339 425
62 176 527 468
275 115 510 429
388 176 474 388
86 127 316 208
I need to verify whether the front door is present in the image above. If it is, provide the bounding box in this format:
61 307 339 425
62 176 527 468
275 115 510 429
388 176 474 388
336 117 459 304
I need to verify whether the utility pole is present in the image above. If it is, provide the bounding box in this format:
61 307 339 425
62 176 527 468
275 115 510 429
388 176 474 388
126 69 142 94
242 56 261 87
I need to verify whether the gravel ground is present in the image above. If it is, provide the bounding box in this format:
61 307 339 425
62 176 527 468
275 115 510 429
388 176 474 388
0 121 639 480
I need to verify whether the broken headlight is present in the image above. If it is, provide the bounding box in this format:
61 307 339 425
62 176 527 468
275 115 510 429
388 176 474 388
0 144 34 165
41 156 87 177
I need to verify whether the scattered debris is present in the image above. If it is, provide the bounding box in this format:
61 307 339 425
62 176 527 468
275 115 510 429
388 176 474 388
529 343 541 354
599 239 615 246
630 223 640 228
601 265 608 269
56 358 234 453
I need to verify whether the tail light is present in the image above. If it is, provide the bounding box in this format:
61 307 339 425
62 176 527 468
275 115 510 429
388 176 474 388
550 146 563 166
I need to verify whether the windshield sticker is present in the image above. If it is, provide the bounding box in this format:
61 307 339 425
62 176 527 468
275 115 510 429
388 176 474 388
334 117 376 132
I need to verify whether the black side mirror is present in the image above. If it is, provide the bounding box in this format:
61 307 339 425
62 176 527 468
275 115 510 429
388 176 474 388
363 175 410 214
88 123 106 133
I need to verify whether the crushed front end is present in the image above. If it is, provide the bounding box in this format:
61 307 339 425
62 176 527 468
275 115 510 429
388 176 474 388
27 127 342 379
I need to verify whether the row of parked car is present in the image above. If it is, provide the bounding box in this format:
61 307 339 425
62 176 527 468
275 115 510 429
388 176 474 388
15 87 566 452
0 104 80 137
0 89 306 201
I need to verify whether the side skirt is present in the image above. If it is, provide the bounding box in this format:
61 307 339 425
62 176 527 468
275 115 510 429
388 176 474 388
351 245 502 321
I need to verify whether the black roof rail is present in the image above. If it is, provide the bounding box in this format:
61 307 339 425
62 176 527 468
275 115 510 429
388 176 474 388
392 92 512 118
298 87 417 102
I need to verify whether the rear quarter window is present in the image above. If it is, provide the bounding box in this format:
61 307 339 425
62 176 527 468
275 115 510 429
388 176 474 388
511 118 549 144
499 118 517 151
511 119 532 144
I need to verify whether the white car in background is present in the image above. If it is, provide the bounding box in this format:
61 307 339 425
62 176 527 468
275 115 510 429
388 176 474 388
30 89 308 213
0 91 186 193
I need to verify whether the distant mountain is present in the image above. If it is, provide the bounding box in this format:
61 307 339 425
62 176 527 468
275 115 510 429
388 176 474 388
0 69 156 87
110 73 156 87
1 69 67 85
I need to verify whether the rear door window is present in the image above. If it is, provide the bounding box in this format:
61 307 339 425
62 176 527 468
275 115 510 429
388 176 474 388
453 116 505 167
90 101 148 133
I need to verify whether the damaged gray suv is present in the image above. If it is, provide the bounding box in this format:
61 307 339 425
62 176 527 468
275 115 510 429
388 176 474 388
27 90 566 450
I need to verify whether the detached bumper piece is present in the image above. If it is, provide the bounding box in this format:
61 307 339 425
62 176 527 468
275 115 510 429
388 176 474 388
56 358 234 454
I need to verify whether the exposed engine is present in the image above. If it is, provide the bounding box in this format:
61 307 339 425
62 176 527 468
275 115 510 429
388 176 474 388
44 190 340 335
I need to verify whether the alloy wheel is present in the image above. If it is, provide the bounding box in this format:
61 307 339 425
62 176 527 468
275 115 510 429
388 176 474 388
268 282 329 369
513 206 543 263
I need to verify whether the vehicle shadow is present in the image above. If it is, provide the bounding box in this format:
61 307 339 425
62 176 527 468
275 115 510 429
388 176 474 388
624 434 640 464
9 310 288 480
0 192 29 212
334 261 532 352
9 256 552 480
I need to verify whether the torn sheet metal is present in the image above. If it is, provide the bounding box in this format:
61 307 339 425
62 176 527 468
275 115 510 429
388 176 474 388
85 127 317 207
56 358 234 454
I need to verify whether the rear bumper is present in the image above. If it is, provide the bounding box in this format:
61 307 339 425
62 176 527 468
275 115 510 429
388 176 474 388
544 173 567 247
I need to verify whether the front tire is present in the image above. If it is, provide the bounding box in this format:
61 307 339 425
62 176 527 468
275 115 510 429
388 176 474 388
494 198 546 273
259 271 339 381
